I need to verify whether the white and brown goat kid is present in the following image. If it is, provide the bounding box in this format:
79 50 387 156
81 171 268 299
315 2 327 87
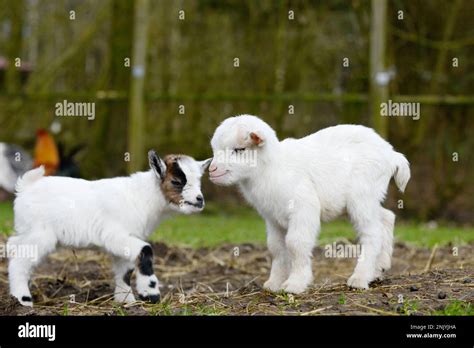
8 150 211 306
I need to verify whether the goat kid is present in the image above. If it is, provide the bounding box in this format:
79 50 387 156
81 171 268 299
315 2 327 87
8 150 211 306
209 115 410 294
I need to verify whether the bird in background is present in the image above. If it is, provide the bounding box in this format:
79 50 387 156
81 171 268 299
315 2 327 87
34 129 60 176
0 127 83 197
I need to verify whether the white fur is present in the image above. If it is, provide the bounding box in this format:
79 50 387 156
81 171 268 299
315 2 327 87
210 115 410 293
8 155 210 306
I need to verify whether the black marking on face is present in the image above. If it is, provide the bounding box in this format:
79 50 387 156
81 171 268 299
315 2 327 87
149 280 157 288
139 294 160 304
138 245 154 276
21 296 32 302
161 155 190 205
170 161 187 187
123 269 133 286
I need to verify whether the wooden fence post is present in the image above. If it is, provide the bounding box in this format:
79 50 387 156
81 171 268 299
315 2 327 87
369 0 389 138
128 0 150 173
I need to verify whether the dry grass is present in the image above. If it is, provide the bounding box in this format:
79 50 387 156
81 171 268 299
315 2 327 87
0 235 473 316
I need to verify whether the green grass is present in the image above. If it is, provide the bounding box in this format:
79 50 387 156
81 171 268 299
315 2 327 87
433 300 474 316
0 201 14 235
147 302 228 316
152 210 266 247
396 299 419 315
155 213 474 248
1 201 474 248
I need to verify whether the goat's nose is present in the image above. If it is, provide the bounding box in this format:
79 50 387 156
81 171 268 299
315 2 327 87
209 163 217 172
195 195 204 208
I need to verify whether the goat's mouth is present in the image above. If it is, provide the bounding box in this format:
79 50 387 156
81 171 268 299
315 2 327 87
209 171 229 180
183 200 204 209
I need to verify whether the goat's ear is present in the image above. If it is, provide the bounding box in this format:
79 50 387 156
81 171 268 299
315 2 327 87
148 150 166 181
198 158 212 174
248 131 265 146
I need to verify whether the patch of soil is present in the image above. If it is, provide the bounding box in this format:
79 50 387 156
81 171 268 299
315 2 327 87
0 236 472 315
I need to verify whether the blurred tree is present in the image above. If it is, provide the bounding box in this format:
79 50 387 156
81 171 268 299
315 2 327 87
0 0 472 222
369 0 388 138
128 0 150 173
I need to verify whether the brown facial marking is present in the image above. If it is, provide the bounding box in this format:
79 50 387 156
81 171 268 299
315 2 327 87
160 154 188 205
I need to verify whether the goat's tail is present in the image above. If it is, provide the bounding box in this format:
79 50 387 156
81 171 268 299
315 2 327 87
392 152 410 193
15 166 45 194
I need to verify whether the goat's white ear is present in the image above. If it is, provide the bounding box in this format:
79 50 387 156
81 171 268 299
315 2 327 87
198 158 212 174
148 150 166 181
248 131 265 146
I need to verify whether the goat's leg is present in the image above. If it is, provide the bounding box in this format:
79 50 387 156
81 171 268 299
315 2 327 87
263 221 289 292
103 231 160 303
112 257 136 303
282 211 320 294
135 245 160 303
373 208 395 280
347 204 385 289
8 231 57 306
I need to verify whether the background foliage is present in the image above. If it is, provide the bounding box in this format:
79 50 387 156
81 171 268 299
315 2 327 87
0 0 473 223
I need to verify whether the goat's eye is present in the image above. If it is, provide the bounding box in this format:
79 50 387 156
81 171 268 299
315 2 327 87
171 180 183 187
233 148 245 153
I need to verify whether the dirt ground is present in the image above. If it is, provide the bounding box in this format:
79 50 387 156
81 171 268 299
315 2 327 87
0 236 473 316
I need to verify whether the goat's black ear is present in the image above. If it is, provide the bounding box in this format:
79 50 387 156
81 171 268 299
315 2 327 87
148 150 166 181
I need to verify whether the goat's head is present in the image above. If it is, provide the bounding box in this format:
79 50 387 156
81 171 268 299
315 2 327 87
209 114 278 186
148 150 211 214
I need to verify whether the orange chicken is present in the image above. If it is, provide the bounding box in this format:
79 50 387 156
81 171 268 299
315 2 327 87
34 129 59 176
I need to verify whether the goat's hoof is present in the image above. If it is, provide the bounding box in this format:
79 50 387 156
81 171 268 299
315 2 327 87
371 269 385 282
263 279 284 292
15 295 33 307
139 294 161 304
347 275 369 289
281 280 307 294
377 256 392 272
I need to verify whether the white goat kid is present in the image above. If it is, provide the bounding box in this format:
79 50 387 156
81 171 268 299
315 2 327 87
8 150 211 306
209 115 410 294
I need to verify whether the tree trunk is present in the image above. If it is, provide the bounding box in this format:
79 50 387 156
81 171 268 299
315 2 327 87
128 0 150 173
369 0 389 138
